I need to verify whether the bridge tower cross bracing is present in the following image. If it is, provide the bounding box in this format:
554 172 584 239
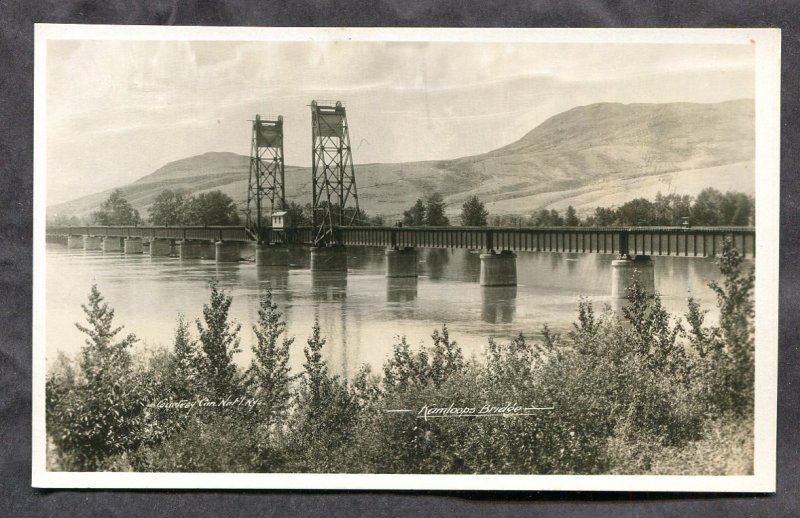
310 100 360 247
246 114 285 243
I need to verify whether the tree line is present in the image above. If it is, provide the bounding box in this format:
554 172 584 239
490 189 755 228
401 188 753 228
46 241 754 474
52 186 753 229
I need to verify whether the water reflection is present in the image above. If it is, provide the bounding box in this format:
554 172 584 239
255 265 290 292
346 246 381 270
564 254 580 274
461 250 482 283
288 245 310 268
387 277 418 304
481 286 518 324
312 270 348 302
423 248 450 280
213 262 242 287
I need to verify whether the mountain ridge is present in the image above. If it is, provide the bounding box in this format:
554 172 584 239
48 99 755 221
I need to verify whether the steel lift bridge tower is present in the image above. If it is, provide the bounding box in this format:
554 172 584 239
246 114 285 243
310 100 360 248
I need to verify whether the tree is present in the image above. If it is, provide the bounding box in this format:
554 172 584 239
531 208 564 227
691 188 725 226
402 199 426 226
460 195 489 226
185 190 240 226
720 192 754 226
653 192 692 226
592 207 617 227
284 201 312 227
615 198 655 226
74 284 138 380
707 240 755 409
49 213 84 226
196 281 242 398
92 189 141 226
47 285 144 470
424 192 449 226
248 290 294 422
148 189 189 226
169 314 201 399
565 205 580 226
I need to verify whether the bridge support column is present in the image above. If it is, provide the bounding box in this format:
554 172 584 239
310 245 348 271
67 235 84 249
215 241 241 263
179 240 202 259
385 247 418 278
83 235 102 250
611 255 655 298
149 238 172 257
479 250 517 287
256 244 290 266
102 237 122 252
123 238 143 254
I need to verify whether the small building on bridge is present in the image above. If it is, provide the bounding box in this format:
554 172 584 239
271 211 288 229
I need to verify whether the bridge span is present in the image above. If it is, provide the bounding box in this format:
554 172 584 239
46 225 755 296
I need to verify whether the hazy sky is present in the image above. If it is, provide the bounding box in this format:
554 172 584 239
46 39 754 205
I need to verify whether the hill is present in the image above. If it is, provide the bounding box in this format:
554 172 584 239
48 99 755 222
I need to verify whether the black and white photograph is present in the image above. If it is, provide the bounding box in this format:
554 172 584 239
31 26 780 491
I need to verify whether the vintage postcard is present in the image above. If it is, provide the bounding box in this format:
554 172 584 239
32 25 780 491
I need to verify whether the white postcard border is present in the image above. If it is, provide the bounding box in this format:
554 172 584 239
31 25 781 492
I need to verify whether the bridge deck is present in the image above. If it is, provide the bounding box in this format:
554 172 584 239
46 225 755 258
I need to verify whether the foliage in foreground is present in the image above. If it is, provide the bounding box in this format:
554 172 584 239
46 241 755 474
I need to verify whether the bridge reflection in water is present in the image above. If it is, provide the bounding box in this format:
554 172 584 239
481 286 517 324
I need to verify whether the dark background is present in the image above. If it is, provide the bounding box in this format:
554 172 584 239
1 1 797 516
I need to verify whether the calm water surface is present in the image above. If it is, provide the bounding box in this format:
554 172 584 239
45 244 724 377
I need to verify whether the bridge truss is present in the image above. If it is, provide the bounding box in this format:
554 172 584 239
310 100 360 246
246 114 285 242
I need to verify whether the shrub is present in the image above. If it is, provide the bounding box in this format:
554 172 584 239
46 285 147 470
247 289 294 425
195 281 242 399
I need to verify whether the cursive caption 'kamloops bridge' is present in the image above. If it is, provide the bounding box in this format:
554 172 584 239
45 100 755 297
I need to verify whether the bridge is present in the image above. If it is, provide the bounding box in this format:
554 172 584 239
46 224 755 296
46 100 757 296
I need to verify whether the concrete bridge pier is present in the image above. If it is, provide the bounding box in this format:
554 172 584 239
479 250 517 286
256 244 290 266
149 238 172 257
179 240 203 259
611 255 655 299
67 235 84 249
310 245 348 271
385 247 418 278
102 237 122 252
83 235 102 250
215 241 241 262
123 238 143 254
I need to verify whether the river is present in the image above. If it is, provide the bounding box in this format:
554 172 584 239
44 244 724 377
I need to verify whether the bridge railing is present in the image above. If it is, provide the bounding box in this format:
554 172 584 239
339 225 755 258
46 226 253 242
46 225 755 258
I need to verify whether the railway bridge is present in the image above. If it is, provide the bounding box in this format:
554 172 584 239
46 224 755 297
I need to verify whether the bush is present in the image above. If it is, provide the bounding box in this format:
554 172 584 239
46 285 147 470
47 240 755 475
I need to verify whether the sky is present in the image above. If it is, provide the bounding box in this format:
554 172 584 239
45 39 754 205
